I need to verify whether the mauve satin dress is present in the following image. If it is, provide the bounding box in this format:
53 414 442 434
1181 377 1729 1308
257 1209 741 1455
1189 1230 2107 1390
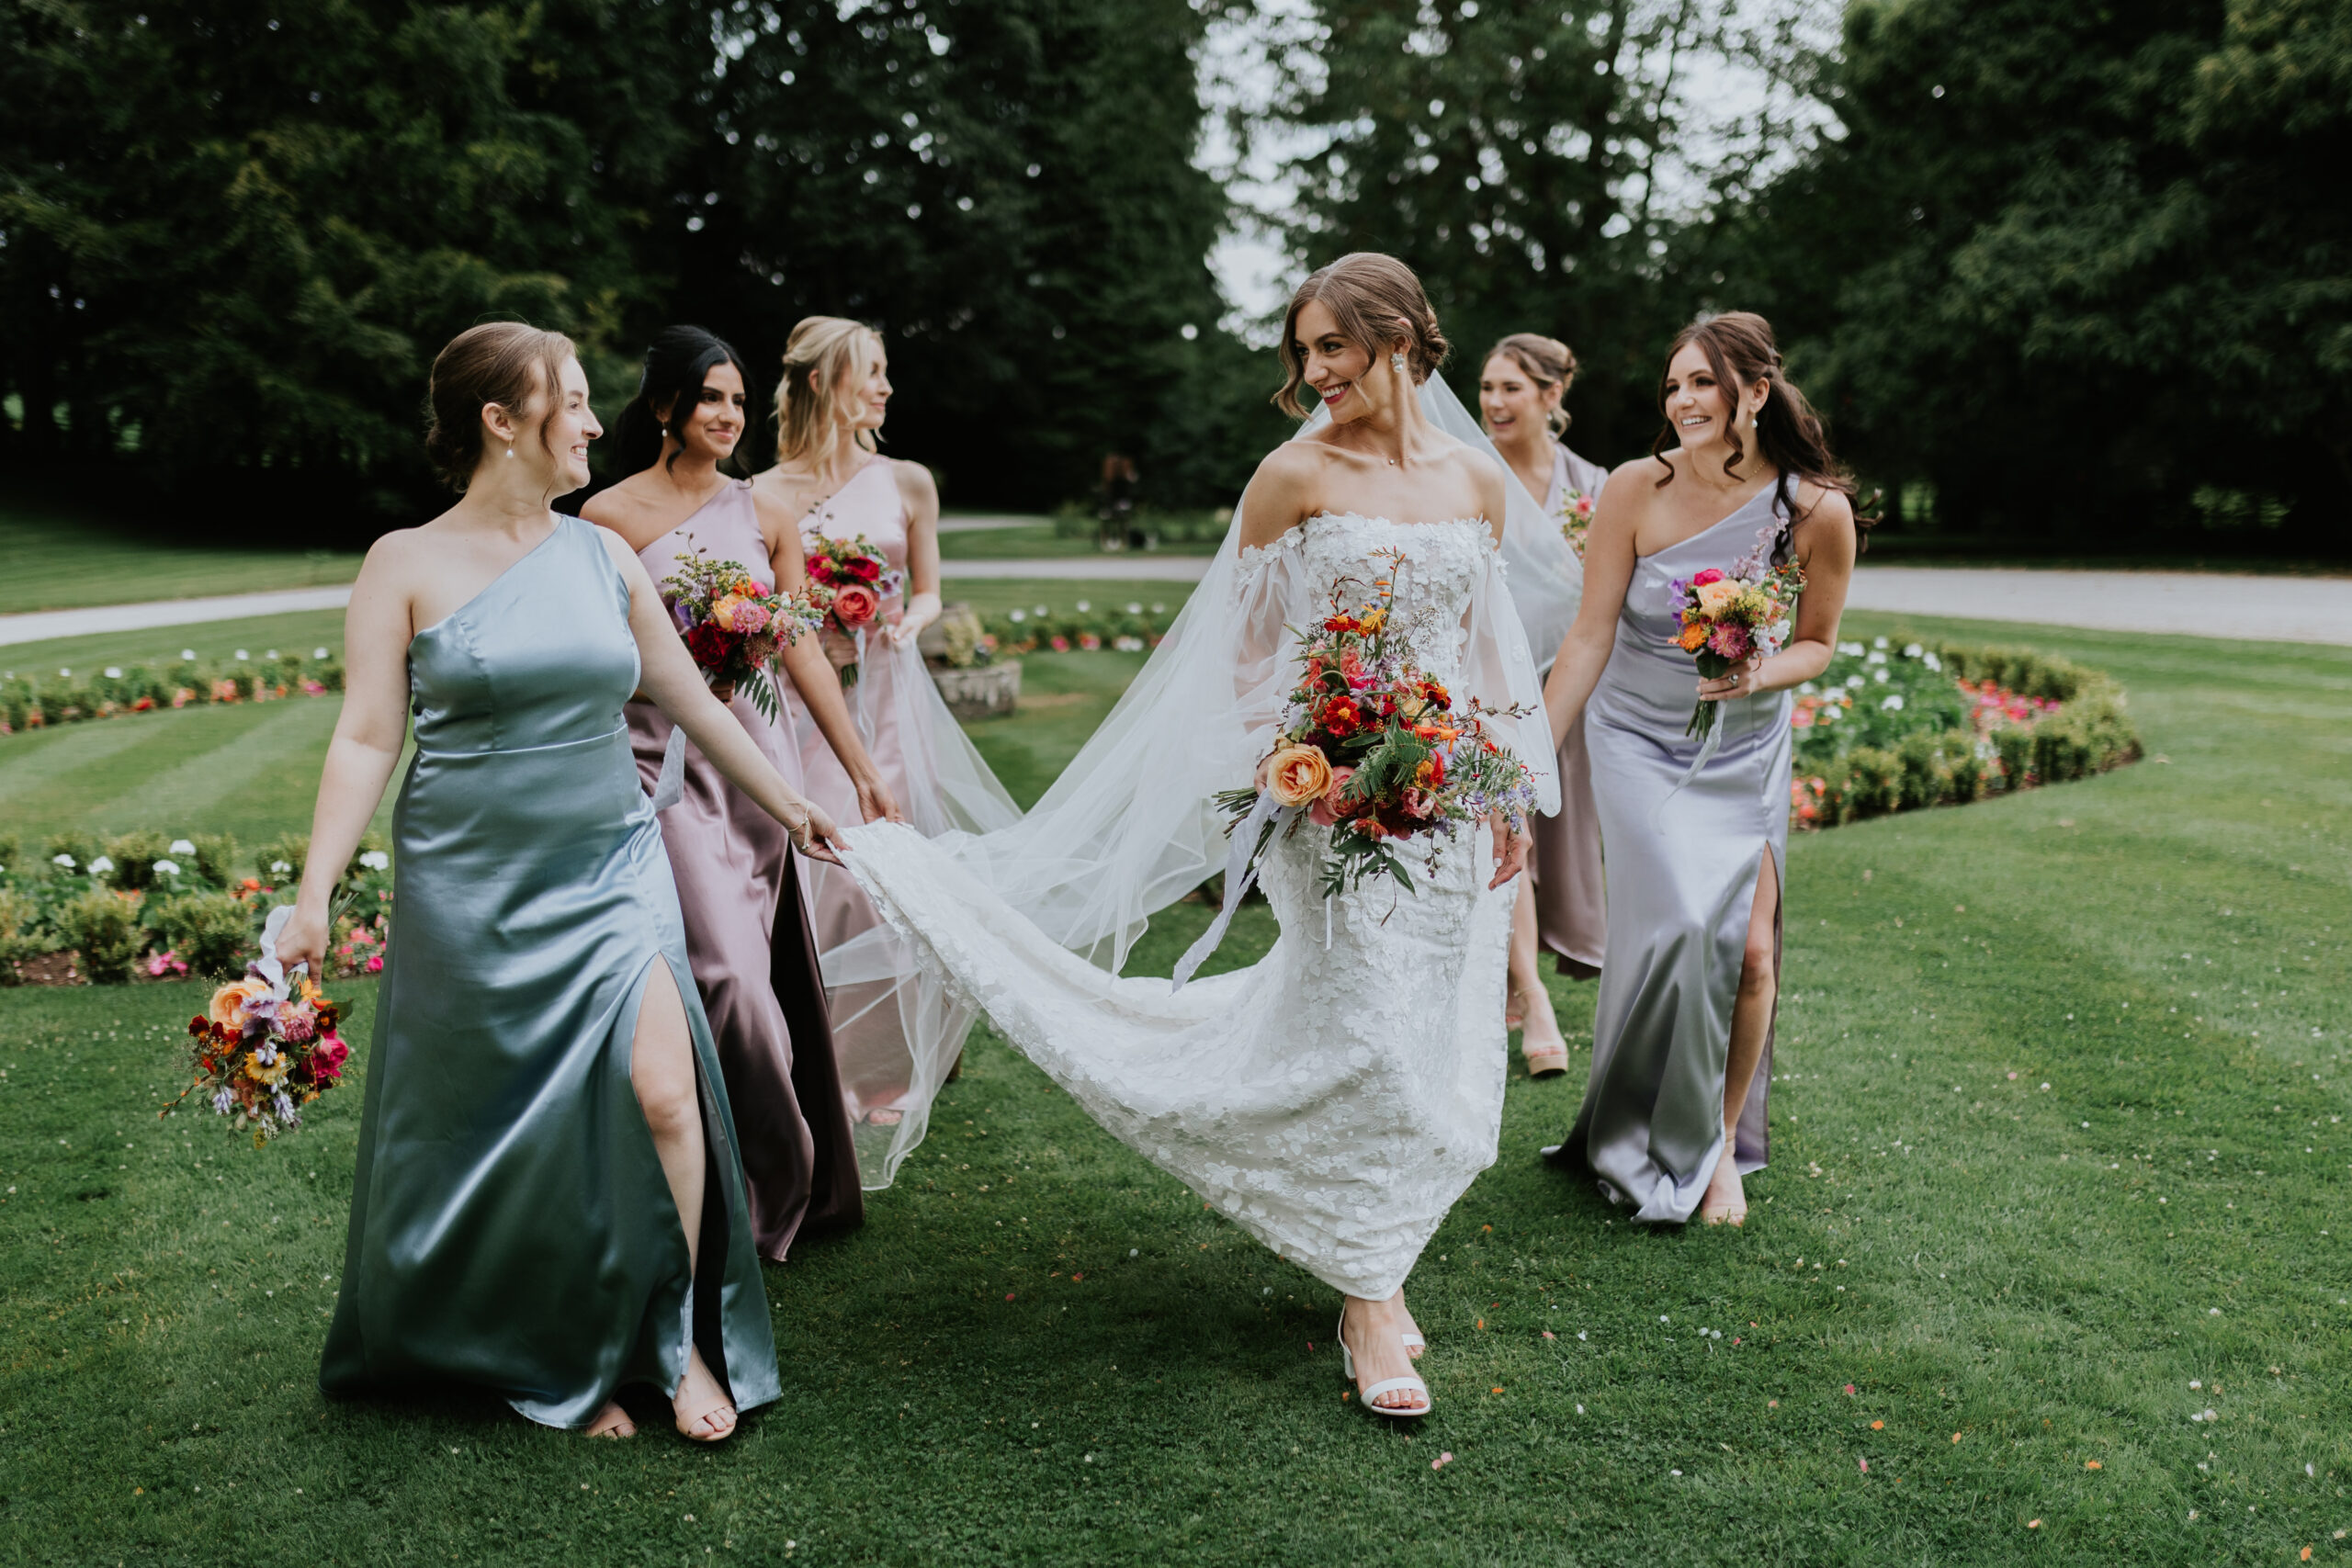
1530 442 1610 978
1548 485 1792 1224
322 516 781 1427
626 479 864 1257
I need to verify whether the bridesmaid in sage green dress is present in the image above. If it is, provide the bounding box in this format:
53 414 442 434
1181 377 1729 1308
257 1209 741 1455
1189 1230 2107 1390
277 323 847 1440
1539 312 1859 1227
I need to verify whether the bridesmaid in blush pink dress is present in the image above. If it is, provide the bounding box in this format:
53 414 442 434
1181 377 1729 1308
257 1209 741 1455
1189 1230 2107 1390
582 325 901 1258
753 317 1021 1188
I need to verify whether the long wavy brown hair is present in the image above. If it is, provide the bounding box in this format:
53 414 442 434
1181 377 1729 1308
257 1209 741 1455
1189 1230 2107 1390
1649 311 1872 547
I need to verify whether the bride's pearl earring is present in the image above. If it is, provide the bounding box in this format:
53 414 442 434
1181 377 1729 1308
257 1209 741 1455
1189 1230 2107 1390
1390 352 1408 374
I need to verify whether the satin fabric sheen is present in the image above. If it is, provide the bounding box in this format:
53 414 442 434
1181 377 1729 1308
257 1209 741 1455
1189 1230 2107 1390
627 479 864 1256
321 517 782 1428
1530 443 1611 978
1554 486 1789 1224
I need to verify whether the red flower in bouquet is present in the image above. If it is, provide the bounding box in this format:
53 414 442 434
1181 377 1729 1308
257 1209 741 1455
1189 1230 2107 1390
662 549 823 721
831 582 881 628
1212 549 1541 902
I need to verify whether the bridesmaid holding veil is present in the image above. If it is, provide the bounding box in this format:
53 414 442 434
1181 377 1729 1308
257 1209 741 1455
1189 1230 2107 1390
581 325 900 1258
752 317 1020 1187
1539 311 1859 1226
282 323 848 1439
1476 333 1610 1076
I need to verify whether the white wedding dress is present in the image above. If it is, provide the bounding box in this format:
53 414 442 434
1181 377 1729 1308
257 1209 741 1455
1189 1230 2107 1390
843 510 1551 1299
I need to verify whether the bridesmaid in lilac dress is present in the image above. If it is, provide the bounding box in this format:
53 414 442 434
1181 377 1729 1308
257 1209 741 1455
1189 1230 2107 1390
582 325 901 1258
752 317 1021 1187
1539 312 1860 1226
1476 333 1609 1076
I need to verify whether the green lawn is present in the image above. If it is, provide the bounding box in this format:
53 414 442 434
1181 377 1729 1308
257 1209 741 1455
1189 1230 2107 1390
2 614 2347 1564
939 518 1223 560
0 491 363 615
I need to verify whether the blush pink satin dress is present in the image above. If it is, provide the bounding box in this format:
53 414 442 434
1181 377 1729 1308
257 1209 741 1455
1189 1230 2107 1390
793 457 1022 1187
624 479 862 1256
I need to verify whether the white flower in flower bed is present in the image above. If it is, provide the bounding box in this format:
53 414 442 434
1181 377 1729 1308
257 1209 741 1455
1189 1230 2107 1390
153 859 181 876
171 839 196 855
358 851 390 872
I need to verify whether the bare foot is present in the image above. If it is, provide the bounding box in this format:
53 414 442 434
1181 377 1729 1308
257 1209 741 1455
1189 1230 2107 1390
1393 1288 1426 1359
866 1109 904 1127
585 1400 635 1438
1698 1149 1747 1226
673 1347 738 1443
1340 1296 1430 1414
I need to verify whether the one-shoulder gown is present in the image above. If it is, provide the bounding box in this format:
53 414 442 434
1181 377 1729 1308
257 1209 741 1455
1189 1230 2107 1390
1549 488 1791 1223
321 516 783 1428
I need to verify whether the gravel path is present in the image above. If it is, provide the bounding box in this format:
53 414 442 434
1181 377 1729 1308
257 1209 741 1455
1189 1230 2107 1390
2 563 2342 649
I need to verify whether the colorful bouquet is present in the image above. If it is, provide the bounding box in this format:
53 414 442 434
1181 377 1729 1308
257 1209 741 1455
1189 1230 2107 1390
803 534 905 686
164 908 348 1145
1557 490 1596 559
1214 554 1540 899
661 550 825 721
1668 548 1806 740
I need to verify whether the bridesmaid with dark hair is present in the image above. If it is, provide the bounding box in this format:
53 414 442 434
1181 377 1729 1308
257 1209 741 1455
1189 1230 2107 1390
1539 311 1860 1226
582 324 901 1258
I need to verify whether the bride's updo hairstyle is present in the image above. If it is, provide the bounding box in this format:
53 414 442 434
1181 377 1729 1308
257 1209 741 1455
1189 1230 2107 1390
1273 252 1451 419
1484 332 1577 434
424 321 576 490
775 315 882 468
615 324 750 478
1652 310 1869 540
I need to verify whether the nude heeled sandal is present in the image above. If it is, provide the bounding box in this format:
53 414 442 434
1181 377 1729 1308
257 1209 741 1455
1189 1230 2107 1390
1338 1310 1430 1418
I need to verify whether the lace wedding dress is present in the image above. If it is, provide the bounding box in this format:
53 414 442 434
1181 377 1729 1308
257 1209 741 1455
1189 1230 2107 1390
842 511 1550 1299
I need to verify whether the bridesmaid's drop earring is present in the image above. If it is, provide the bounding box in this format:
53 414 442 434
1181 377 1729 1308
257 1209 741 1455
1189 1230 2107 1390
504 441 514 459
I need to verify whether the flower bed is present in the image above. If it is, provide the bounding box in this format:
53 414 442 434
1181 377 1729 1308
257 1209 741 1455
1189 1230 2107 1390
0 648 345 735
981 598 1172 659
1789 638 2140 828
0 829 390 986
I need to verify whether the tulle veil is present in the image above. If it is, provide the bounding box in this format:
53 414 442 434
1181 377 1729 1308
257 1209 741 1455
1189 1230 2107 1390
895 372 1567 981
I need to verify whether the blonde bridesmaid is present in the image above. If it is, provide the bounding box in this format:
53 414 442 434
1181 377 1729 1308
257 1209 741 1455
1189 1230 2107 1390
582 325 900 1256
752 318 1020 1186
1477 333 1609 1076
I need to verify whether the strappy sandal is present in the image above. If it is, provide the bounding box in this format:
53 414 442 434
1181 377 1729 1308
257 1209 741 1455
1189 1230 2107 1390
677 1399 738 1444
1338 1310 1430 1418
1521 1039 1569 1077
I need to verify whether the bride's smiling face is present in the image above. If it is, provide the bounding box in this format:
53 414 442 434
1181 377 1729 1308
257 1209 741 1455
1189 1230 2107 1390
1295 299 1396 425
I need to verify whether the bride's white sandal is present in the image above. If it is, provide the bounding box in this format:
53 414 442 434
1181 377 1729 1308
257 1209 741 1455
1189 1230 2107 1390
1338 1311 1430 1418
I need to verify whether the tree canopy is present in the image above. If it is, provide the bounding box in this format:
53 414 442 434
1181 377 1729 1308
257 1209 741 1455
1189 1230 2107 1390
3 0 2346 545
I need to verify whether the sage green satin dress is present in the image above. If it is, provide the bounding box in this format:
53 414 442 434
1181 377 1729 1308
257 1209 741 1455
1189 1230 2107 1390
321 517 782 1429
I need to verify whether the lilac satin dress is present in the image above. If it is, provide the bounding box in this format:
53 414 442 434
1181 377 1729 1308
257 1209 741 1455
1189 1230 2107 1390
1550 485 1792 1224
1531 443 1610 977
625 479 862 1257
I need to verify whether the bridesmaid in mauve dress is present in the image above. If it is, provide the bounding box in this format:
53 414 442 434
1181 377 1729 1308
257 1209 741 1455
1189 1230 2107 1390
281 324 846 1440
1476 333 1609 1077
752 317 1021 1187
582 325 902 1259
1538 312 1860 1226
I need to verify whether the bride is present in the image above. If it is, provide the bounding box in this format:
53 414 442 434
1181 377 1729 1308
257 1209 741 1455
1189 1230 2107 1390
841 253 1556 1416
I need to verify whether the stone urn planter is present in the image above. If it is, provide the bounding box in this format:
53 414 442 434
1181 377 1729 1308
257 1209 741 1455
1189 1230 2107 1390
930 659 1021 719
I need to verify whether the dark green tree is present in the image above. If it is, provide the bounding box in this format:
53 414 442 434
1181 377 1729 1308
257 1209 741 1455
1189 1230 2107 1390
0 0 716 520
679 0 1279 508
1282 0 1727 469
1710 0 2352 544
